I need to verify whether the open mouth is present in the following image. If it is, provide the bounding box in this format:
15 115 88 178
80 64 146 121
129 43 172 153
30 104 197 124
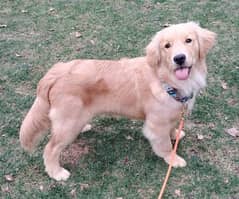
174 66 192 80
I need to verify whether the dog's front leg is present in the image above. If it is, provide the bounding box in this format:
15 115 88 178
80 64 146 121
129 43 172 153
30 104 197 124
143 120 186 168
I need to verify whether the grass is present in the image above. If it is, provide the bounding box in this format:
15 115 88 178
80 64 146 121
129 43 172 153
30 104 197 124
0 0 239 198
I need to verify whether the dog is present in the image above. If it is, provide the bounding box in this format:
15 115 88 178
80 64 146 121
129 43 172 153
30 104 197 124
19 22 216 181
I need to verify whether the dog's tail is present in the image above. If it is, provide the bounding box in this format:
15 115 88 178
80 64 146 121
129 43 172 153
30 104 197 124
19 73 58 152
19 96 50 152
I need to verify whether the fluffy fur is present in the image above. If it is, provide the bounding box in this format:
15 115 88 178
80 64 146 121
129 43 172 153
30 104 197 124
19 22 216 181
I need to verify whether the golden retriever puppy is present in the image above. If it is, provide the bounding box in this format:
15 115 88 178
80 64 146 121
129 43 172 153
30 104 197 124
19 22 216 181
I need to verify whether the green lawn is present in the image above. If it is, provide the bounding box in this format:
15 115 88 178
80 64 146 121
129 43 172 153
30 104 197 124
0 0 238 198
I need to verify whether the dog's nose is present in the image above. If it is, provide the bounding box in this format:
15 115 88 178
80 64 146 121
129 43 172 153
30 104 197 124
173 54 186 65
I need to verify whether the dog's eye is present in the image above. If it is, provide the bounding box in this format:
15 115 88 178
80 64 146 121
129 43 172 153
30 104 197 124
185 38 192 43
165 43 171 49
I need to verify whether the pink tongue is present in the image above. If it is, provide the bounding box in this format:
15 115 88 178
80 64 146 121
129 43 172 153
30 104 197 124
175 68 189 80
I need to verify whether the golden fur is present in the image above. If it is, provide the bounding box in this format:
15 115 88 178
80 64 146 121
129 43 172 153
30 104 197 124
19 22 216 181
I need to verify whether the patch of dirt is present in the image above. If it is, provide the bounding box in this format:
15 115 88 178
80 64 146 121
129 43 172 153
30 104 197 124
0 31 41 42
15 83 33 96
137 188 155 199
186 120 215 130
60 140 89 167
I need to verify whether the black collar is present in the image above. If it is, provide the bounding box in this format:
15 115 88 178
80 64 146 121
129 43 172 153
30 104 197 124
163 84 193 103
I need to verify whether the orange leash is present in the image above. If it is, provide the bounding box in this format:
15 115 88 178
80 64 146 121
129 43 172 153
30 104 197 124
157 108 185 199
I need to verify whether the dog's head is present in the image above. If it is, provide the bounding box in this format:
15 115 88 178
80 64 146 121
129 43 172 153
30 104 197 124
146 22 216 81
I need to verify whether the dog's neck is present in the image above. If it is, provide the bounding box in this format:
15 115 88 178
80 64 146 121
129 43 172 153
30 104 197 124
162 83 194 104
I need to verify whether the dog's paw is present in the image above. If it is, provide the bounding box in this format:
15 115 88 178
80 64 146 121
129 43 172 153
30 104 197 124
81 124 92 133
164 154 187 168
172 129 186 140
178 129 186 140
46 167 71 181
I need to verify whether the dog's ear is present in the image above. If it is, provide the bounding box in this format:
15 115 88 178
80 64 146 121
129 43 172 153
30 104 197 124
191 22 217 59
146 33 161 68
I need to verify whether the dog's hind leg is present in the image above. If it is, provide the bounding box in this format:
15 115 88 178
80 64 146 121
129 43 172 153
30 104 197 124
43 101 91 181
